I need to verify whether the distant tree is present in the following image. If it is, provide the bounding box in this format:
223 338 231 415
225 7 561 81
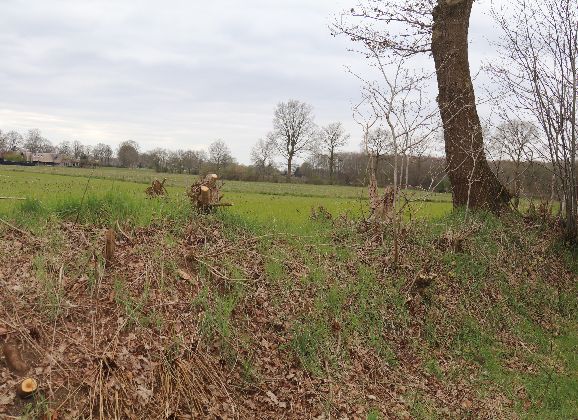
57 141 72 156
92 143 113 166
24 129 52 153
3 131 23 151
180 150 205 174
71 140 85 159
149 148 169 171
169 150 180 172
102 144 113 165
0 129 5 152
251 136 277 177
487 120 538 209
208 140 234 173
319 122 350 183
271 100 317 181
117 140 140 168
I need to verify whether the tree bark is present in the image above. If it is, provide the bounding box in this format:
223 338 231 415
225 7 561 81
329 150 335 184
431 0 510 211
287 155 293 182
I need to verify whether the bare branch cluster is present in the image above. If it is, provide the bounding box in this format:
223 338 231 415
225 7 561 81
489 0 578 238
332 0 436 57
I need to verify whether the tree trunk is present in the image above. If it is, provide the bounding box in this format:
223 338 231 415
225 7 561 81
431 0 510 211
329 150 335 184
287 155 293 182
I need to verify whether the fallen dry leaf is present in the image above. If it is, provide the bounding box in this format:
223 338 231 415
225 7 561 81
266 390 279 405
177 269 192 281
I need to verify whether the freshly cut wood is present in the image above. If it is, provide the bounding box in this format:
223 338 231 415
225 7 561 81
200 186 210 206
104 228 116 267
2 343 29 374
16 378 38 399
206 174 218 188
187 173 232 212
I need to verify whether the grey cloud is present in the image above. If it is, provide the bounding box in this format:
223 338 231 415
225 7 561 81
0 0 515 163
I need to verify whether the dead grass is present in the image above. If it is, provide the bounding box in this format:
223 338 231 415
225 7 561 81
0 210 576 419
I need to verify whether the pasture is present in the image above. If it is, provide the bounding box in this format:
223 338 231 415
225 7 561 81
0 165 453 233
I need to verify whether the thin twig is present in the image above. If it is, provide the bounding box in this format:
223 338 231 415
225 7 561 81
75 171 95 224
0 217 31 237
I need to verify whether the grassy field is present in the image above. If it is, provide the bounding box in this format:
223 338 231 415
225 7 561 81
0 165 453 233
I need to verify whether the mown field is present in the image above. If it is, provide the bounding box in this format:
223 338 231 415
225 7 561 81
0 165 453 233
1 165 576 419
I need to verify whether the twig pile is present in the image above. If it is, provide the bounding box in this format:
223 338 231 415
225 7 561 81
145 178 168 197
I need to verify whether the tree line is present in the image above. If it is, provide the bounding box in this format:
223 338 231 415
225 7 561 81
0 108 560 199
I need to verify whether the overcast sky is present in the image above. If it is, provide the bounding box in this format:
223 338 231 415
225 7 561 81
0 0 504 163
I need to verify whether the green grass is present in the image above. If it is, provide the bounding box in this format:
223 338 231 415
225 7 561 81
0 165 452 199
0 165 452 233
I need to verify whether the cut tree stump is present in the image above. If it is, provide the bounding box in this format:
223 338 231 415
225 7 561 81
104 228 116 267
187 174 232 212
200 186 211 207
16 378 38 399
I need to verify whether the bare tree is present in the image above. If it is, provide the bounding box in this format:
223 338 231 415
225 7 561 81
251 136 277 177
148 148 169 172
334 0 510 211
24 129 53 153
271 100 316 181
93 143 113 166
355 53 438 206
351 52 440 266
490 0 577 239
360 126 391 188
487 119 538 209
57 141 72 156
319 122 350 183
352 96 380 212
117 140 140 168
3 131 23 151
208 140 234 173
364 127 390 160
181 150 205 174
72 140 85 159
0 129 5 152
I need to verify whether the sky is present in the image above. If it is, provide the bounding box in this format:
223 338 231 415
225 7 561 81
0 0 506 164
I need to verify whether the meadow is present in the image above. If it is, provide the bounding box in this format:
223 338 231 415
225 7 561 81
0 165 453 233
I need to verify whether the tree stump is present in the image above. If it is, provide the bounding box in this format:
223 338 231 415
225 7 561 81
187 174 232 212
16 378 38 399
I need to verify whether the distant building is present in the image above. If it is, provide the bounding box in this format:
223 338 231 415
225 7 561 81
0 150 76 166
